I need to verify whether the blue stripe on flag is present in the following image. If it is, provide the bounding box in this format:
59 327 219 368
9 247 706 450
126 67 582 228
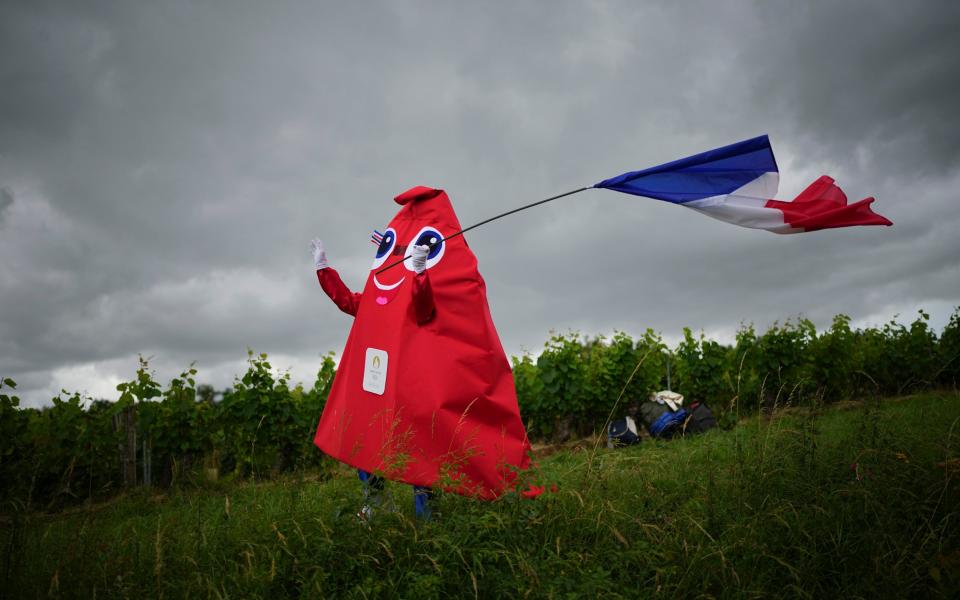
593 135 778 204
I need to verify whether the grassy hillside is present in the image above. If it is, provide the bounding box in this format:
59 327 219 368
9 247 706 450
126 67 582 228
2 393 958 598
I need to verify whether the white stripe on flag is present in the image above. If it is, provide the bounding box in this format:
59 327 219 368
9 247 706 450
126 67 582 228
683 172 799 234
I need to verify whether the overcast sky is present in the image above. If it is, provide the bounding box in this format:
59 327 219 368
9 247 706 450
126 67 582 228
2 0 958 407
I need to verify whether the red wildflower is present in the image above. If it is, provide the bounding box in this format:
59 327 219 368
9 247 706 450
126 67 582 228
521 485 545 499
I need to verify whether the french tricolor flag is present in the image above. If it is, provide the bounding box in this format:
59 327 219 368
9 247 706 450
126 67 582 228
594 135 892 234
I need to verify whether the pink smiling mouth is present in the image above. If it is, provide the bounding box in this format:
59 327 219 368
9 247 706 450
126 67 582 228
373 274 405 305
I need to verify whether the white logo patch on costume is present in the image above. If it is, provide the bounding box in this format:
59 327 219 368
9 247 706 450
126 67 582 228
363 348 388 395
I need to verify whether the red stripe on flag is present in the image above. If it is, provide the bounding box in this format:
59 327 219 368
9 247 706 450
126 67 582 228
765 176 892 232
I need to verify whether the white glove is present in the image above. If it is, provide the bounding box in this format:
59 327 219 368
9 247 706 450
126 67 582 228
310 238 328 270
410 244 430 274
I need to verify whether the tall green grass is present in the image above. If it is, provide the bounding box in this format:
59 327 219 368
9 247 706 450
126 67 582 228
2 393 958 599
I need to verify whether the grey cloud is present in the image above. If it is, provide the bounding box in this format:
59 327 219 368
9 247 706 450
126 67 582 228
1 0 958 406
0 187 12 222
746 1 960 176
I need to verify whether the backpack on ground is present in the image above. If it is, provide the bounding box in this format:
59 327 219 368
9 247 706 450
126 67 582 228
648 406 690 438
640 391 689 439
683 401 717 434
607 416 641 448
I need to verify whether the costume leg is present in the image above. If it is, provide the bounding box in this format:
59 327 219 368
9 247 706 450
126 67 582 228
357 469 386 520
413 485 434 521
358 469 385 490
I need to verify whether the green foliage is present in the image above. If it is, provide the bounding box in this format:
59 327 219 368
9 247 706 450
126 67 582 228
515 310 958 439
519 330 666 440
808 313 861 401
511 352 543 433
3 393 958 598
115 355 162 406
753 318 816 406
0 350 339 507
0 378 31 500
290 352 337 470
534 332 589 438
673 327 733 408
216 350 339 478
218 351 298 477
22 391 122 506
861 310 940 395
3 308 960 509
144 366 212 484
631 328 670 404
0 378 24 459
584 331 649 422
938 307 960 387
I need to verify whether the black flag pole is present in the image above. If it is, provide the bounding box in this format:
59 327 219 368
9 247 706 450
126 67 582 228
375 186 591 274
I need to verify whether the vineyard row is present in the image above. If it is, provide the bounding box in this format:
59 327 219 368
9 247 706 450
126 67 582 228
1 308 958 508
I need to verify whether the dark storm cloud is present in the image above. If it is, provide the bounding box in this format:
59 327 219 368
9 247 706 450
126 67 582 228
1 0 958 406
747 1 960 177
0 187 12 223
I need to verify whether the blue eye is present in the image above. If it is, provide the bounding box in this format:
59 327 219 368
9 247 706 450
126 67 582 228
370 227 397 270
405 226 445 272
415 231 443 260
376 230 395 259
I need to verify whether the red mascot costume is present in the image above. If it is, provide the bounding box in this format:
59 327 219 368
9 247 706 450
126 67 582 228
313 186 530 501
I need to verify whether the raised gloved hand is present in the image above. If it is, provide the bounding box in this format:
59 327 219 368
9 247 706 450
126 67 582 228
409 244 430 274
310 238 328 270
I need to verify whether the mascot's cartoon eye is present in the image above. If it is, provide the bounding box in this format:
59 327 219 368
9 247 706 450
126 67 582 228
405 226 445 271
370 228 397 269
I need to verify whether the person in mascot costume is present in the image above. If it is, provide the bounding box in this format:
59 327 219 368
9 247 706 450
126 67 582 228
311 185 530 519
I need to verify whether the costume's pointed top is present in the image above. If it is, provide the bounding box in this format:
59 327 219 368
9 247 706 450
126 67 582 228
394 186 444 205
